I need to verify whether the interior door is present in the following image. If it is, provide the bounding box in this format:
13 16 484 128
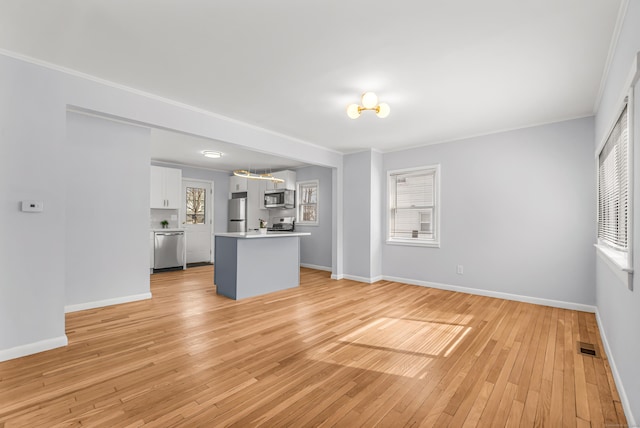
181 179 213 264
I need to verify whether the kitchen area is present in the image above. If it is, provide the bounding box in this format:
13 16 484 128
218 169 311 299
148 137 331 299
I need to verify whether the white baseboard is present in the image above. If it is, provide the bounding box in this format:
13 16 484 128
342 274 383 284
0 335 68 362
595 309 636 427
300 263 332 272
65 292 152 313
381 275 597 313
331 274 344 280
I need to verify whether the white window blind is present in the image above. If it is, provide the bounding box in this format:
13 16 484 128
388 166 439 245
598 104 629 251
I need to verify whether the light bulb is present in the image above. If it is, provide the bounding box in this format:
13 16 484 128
346 103 361 119
376 103 390 118
361 92 378 109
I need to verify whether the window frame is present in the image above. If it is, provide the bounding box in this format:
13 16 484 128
296 179 319 226
386 164 441 248
185 185 207 225
595 89 634 287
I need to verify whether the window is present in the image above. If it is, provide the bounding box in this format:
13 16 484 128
297 180 319 225
597 102 629 255
185 186 206 224
388 165 440 247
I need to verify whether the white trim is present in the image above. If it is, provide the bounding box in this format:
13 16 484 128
300 263 332 272
386 239 441 248
595 308 637 427
593 0 630 113
296 179 320 226
595 245 634 289
331 273 344 280
0 48 343 158
64 292 152 313
382 275 597 313
182 178 215 264
342 274 383 284
596 53 640 151
387 164 441 248
67 106 151 130
595 81 636 291
380 114 594 154
0 336 68 363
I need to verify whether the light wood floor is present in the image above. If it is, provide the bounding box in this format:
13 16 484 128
0 267 627 427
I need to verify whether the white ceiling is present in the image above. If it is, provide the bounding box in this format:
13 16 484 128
0 0 623 154
150 128 306 172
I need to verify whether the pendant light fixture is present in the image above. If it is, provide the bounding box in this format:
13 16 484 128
233 169 285 183
347 92 390 119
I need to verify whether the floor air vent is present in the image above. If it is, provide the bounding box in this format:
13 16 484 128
577 341 599 358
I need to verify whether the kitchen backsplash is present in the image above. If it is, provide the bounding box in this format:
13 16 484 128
150 209 179 229
268 208 296 223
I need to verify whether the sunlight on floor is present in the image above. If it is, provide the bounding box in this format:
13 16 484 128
309 317 472 378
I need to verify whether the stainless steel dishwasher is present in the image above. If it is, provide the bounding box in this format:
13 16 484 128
154 231 185 269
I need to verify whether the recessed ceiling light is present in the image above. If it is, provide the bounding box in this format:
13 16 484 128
202 150 222 159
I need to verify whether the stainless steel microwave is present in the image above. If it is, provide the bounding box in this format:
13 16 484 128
264 189 295 208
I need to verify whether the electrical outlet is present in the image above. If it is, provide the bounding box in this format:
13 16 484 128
457 265 464 275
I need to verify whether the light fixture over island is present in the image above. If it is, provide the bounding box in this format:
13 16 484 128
214 231 311 300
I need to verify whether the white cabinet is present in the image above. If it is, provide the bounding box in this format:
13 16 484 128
247 179 268 230
150 166 182 209
258 180 267 210
229 176 248 193
269 170 296 190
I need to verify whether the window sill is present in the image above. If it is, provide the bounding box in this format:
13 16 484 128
594 244 633 290
386 239 440 248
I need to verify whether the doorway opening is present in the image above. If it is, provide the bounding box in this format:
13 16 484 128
181 179 214 264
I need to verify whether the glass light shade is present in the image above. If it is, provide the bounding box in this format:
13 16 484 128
346 103 361 119
361 92 378 109
202 150 222 158
376 103 390 118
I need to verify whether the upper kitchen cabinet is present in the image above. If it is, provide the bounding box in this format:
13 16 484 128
246 179 268 229
267 170 296 191
229 176 248 194
150 165 182 209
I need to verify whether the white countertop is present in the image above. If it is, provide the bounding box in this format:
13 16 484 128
151 228 185 232
215 231 311 239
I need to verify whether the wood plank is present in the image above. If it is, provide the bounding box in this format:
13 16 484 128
0 267 626 427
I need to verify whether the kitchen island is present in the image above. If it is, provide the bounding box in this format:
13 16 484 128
214 231 311 300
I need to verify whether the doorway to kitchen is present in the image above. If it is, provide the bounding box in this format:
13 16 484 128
181 179 214 264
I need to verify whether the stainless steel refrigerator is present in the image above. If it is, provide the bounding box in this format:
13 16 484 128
228 198 247 232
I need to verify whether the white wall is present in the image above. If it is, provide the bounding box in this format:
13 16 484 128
65 112 151 309
0 54 68 358
593 1 640 423
382 117 596 307
343 151 374 279
0 52 342 361
370 150 383 279
296 165 333 269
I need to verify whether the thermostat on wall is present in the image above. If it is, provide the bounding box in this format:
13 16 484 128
21 200 43 212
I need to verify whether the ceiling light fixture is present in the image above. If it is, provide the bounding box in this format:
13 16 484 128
233 170 285 183
202 150 222 158
347 92 391 119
